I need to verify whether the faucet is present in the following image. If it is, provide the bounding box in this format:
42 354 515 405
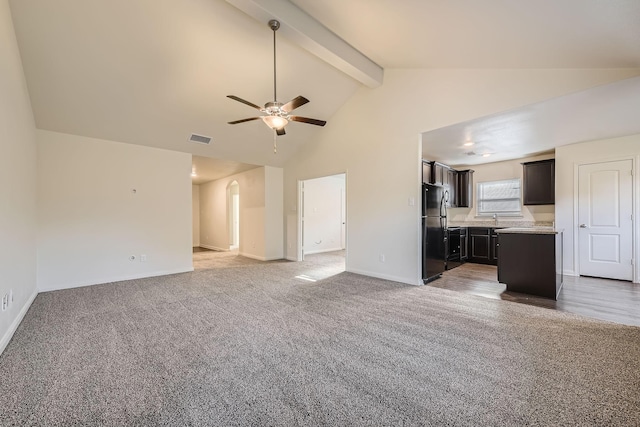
492 213 498 225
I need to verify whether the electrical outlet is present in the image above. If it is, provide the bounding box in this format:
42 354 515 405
9 289 13 306
140 254 147 262
1 294 7 311
379 254 386 263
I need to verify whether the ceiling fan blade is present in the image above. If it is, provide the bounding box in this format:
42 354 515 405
282 96 310 112
228 117 261 124
290 116 327 127
276 127 286 136
227 95 262 110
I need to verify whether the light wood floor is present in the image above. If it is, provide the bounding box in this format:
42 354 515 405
431 263 640 327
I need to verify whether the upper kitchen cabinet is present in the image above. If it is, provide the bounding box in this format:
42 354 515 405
422 160 464 207
456 169 474 208
522 159 555 205
444 167 456 207
432 162 445 185
422 161 432 184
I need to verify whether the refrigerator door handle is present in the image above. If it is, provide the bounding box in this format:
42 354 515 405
441 190 449 219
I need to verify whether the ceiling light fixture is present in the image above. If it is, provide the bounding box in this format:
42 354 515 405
191 167 197 177
463 141 474 147
226 20 327 154
482 153 491 158
262 115 289 130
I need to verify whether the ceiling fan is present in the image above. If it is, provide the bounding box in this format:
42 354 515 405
227 19 327 140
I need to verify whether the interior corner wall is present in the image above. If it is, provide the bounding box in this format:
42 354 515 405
449 153 556 224
192 184 200 247
0 0 38 354
264 166 284 260
555 134 640 281
36 130 193 291
284 68 640 286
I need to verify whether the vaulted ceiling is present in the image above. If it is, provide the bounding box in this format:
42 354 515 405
9 0 640 174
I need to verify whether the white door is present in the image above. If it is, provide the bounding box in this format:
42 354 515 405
340 187 346 249
578 160 633 280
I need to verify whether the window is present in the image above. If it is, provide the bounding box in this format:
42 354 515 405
477 179 521 216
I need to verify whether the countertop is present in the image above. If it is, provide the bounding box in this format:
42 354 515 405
495 227 564 235
447 221 553 228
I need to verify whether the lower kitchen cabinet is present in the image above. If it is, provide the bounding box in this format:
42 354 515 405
491 231 499 263
460 228 468 261
497 229 564 299
468 227 501 265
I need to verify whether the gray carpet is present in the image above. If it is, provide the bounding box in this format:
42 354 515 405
192 249 289 270
1 252 639 426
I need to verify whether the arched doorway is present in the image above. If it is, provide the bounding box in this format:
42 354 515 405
227 180 240 250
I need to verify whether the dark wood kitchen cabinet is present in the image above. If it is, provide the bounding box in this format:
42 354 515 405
432 162 445 185
497 229 564 299
469 227 500 265
491 230 499 263
425 161 456 207
460 227 468 261
522 159 555 205
446 168 457 207
422 160 467 208
422 161 432 184
456 169 474 208
469 227 491 264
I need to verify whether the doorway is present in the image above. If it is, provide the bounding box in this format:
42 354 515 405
298 173 346 261
227 180 240 250
578 159 633 281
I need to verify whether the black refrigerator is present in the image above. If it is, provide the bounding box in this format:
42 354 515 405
422 183 448 283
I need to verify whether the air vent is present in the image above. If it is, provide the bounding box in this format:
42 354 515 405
188 134 212 145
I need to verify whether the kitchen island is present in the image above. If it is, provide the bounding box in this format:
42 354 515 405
496 227 564 300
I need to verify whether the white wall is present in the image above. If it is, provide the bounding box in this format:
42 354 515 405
284 68 640 285
264 166 284 260
37 130 193 291
199 166 283 260
192 184 200 247
0 0 38 354
556 134 640 281
303 175 345 254
449 153 556 224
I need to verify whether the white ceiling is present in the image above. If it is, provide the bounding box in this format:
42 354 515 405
422 76 640 166
191 156 258 185
9 0 640 172
292 0 640 68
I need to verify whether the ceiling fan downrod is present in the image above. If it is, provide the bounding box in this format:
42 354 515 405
269 19 280 103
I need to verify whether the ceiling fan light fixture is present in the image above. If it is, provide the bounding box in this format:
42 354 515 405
262 115 288 129
226 19 326 143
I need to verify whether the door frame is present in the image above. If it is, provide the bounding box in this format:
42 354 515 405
573 155 638 283
226 180 239 250
296 172 348 262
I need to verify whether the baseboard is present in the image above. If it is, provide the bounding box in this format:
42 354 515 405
563 269 577 277
239 252 268 261
38 267 195 293
0 289 38 356
304 247 343 255
347 268 418 286
199 244 229 252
